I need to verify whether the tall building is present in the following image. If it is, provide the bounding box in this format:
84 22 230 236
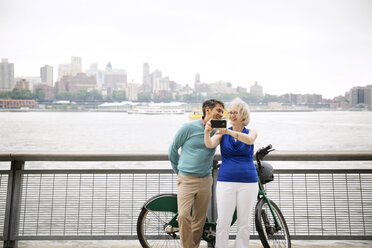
152 69 164 94
350 86 366 107
71 56 82 75
103 63 127 90
0 58 15 90
86 63 104 87
58 56 82 80
350 85 372 109
40 65 53 86
142 63 152 93
125 83 139 101
210 81 236 94
250 82 263 97
195 73 200 84
24 77 42 92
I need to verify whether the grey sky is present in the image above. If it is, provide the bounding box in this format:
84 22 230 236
1 0 371 98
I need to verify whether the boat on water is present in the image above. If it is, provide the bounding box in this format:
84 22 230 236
189 109 229 120
128 107 185 115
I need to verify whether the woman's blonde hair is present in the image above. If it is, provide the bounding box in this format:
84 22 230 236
229 97 250 126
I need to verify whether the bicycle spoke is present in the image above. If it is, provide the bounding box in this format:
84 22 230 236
256 198 291 248
139 208 181 248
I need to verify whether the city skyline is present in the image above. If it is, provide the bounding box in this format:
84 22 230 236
1 0 371 99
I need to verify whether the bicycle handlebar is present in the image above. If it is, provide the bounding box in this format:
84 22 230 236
255 144 274 162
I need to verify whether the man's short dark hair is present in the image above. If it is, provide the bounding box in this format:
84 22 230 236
202 99 224 118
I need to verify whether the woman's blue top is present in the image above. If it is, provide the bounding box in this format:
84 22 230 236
217 127 258 183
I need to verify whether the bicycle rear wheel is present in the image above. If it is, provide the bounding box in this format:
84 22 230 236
255 198 291 248
137 207 181 248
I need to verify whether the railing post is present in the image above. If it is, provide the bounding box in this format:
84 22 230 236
207 160 219 247
208 160 219 222
3 160 24 248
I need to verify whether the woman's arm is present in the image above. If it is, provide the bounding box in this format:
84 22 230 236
225 129 258 145
204 121 223 148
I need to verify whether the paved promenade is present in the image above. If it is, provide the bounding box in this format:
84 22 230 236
15 240 372 248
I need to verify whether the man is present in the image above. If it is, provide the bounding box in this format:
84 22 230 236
169 99 225 248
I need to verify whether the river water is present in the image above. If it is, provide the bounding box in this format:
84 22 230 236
1 111 372 152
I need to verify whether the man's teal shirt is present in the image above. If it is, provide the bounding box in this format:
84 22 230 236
168 119 217 177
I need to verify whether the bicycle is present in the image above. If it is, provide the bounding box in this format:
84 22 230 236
137 144 291 248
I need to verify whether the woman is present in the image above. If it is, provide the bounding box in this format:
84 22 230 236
204 97 258 248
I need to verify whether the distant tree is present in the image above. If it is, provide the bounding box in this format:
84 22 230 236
34 88 45 100
112 90 126 101
56 92 72 100
153 94 172 102
262 94 281 104
138 93 152 102
11 89 34 99
87 89 103 101
72 90 88 101
0 91 12 99
104 95 113 101
208 93 236 102
180 93 204 103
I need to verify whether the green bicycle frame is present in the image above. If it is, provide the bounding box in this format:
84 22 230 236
257 178 282 231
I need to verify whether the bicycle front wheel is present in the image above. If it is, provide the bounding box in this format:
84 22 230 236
255 198 291 248
137 207 181 248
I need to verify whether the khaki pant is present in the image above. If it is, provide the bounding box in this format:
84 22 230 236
177 174 213 248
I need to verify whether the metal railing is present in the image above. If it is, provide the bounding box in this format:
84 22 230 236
0 151 372 248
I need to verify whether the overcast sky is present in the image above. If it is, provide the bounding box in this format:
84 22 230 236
1 0 371 98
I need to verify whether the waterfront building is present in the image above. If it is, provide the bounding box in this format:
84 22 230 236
194 82 212 94
125 83 139 101
14 78 30 91
368 85 372 110
178 84 193 95
58 56 82 80
195 73 200 84
296 94 322 104
211 80 236 94
283 93 297 105
40 65 53 86
86 63 104 87
0 58 15 90
33 83 55 100
24 76 42 92
330 96 349 109
250 81 263 97
56 73 97 94
237 86 247 93
142 63 152 93
0 99 37 109
349 85 372 109
153 75 170 95
168 80 181 92
103 63 127 90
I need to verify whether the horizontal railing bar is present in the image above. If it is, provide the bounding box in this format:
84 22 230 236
0 151 372 162
12 235 372 241
16 169 176 174
14 236 142 240
9 169 372 174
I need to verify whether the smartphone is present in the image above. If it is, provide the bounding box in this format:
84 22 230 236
211 119 227 128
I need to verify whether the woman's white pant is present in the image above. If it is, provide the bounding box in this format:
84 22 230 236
215 181 258 248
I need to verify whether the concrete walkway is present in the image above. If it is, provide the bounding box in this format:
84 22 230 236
15 240 372 248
